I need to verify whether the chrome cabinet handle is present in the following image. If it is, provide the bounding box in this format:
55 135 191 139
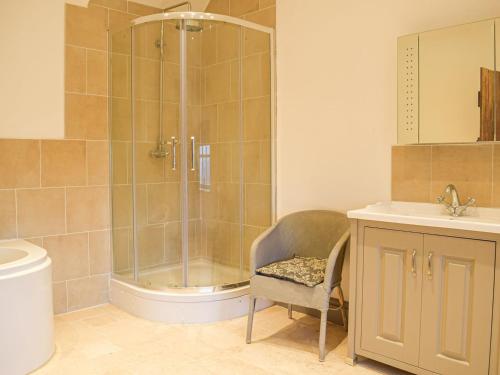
411 250 417 276
427 252 433 278
190 136 196 171
169 136 177 170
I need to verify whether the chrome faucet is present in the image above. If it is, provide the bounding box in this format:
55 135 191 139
437 184 475 217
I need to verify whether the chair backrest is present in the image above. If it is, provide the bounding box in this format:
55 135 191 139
276 210 349 260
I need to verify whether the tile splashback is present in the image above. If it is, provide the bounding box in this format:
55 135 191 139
392 144 500 207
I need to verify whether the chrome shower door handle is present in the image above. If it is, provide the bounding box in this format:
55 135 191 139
190 136 196 171
427 252 433 279
169 136 177 170
411 250 417 276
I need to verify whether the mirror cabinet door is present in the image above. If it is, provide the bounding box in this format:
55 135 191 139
397 19 497 144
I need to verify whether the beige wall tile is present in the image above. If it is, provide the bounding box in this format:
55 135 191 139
138 224 164 268
0 140 40 189
111 98 132 141
259 0 275 8
217 24 240 62
66 4 108 50
244 183 271 226
110 53 130 98
189 182 200 219
135 58 161 100
127 1 159 16
202 24 217 66
111 141 129 184
201 105 218 143
243 141 261 183
89 230 111 275
243 6 276 28
392 145 431 203
187 33 202 68
230 60 241 101
111 185 132 228
135 184 148 225
162 62 180 102
52 282 67 314
164 221 181 264
431 144 493 207
206 0 229 15
66 94 108 140
492 144 500 207
17 188 66 237
87 50 108 96
201 188 219 221
218 183 240 222
147 183 180 223
260 140 271 184
243 96 270 140
244 28 270 56
89 0 127 11
205 63 230 104
67 186 110 232
43 233 89 282
41 140 87 187
65 46 86 93
213 143 232 182
218 102 239 142
230 0 259 16
0 190 16 240
67 275 109 312
243 53 270 98
112 228 130 272
163 23 181 64
87 141 109 185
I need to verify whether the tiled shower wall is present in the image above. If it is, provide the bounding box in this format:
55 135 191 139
0 0 159 314
392 144 500 207
203 0 275 269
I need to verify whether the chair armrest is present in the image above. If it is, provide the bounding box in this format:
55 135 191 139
322 230 350 293
249 222 291 277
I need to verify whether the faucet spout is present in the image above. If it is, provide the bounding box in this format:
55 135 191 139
437 184 475 217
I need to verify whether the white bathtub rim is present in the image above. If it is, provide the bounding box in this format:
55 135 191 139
0 239 48 276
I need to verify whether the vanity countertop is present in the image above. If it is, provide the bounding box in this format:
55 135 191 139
347 201 500 234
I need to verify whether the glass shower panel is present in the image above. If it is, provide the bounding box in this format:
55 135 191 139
110 27 135 281
188 21 244 287
133 21 183 288
241 26 273 272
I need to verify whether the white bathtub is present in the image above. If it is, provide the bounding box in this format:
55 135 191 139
0 240 54 375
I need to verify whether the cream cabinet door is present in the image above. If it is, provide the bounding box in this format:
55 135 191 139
419 235 495 375
361 227 423 366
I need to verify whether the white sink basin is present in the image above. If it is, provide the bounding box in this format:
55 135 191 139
347 201 500 234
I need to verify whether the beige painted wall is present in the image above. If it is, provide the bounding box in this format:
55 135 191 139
275 0 500 215
0 0 69 139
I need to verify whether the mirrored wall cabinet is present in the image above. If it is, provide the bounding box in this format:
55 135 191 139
398 18 500 144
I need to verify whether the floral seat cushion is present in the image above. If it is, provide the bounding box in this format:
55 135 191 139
256 256 328 287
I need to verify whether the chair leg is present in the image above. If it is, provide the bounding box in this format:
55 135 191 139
337 286 348 331
319 309 328 362
288 304 293 319
246 295 256 344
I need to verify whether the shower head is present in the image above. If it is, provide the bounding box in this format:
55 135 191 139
176 19 203 32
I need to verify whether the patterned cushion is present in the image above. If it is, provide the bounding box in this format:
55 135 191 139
256 256 328 287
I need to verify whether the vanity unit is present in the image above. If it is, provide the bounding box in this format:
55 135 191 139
347 202 500 375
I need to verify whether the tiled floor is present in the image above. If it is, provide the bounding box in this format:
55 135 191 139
34 304 409 375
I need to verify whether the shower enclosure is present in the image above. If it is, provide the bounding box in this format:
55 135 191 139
108 9 274 310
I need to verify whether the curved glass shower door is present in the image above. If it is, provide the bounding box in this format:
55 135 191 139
110 14 273 291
